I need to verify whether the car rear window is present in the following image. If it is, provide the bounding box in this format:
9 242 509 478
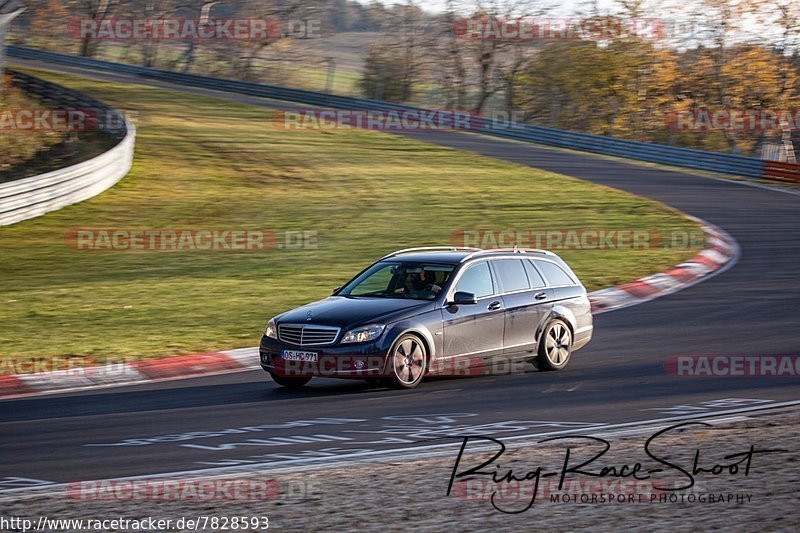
535 260 576 286
523 260 547 288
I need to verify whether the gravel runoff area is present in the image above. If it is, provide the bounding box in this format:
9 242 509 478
2 407 798 532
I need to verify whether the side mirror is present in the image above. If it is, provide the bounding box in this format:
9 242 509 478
332 286 342 295
450 291 477 305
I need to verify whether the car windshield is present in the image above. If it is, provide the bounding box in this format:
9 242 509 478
339 261 455 300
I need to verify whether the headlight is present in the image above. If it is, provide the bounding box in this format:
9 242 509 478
265 319 277 339
341 324 385 344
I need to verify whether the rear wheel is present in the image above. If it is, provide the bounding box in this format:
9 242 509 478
269 371 312 389
384 334 427 389
538 319 572 371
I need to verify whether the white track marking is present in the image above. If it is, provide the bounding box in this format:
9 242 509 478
1 401 797 500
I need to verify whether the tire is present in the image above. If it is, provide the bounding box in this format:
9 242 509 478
383 334 427 389
538 319 572 371
269 371 312 389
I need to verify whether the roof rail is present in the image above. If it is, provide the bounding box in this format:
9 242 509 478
380 246 481 260
460 247 554 262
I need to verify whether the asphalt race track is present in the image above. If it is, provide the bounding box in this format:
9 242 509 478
1 61 798 490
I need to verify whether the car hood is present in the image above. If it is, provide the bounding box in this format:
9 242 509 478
276 296 434 329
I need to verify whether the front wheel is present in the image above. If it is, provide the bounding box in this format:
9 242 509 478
269 371 312 389
384 334 427 389
538 319 572 371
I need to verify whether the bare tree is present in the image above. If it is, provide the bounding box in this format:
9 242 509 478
116 0 179 67
166 1 222 73
216 1 324 82
65 0 118 57
358 1 432 102
453 0 543 114
437 0 468 109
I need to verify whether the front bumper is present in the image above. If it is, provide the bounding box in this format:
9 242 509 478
259 335 391 378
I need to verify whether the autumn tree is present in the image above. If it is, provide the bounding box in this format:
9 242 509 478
24 0 73 52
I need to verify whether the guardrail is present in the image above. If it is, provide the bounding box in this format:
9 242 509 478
7 45 800 183
0 70 135 226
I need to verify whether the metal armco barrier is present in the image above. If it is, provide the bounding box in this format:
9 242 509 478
7 45 800 183
0 70 136 226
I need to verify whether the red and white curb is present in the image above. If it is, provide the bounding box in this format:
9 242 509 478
588 216 738 314
0 348 260 400
0 217 738 400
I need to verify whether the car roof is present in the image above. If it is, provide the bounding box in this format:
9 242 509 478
380 247 559 265
381 251 474 264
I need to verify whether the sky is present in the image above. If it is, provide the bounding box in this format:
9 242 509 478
362 0 791 49
364 1 619 16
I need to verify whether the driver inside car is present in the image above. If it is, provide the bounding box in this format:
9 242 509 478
404 270 441 299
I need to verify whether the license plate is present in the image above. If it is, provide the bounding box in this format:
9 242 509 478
282 350 318 362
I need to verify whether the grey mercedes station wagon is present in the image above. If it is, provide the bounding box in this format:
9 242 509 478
260 247 593 389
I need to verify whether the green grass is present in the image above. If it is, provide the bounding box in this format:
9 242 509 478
81 42 364 95
284 65 361 95
0 67 702 364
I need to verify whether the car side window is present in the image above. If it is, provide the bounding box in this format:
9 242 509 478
454 262 494 298
523 259 547 288
493 259 529 293
535 260 576 286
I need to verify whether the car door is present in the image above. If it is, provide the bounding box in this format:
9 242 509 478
441 261 505 362
494 258 554 357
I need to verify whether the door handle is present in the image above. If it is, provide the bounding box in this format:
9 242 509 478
487 301 502 311
534 291 547 300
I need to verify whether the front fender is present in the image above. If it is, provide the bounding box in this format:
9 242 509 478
383 307 441 371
